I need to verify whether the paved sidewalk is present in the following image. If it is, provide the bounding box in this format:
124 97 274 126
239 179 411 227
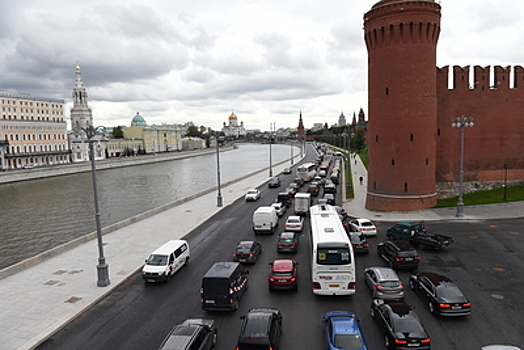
0 150 522 350
343 153 524 222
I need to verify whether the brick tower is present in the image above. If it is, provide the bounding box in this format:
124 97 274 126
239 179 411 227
364 0 441 211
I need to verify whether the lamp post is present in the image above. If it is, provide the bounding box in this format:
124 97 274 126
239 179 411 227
451 116 474 218
503 163 508 201
269 123 275 177
215 133 223 207
290 140 294 165
74 125 110 287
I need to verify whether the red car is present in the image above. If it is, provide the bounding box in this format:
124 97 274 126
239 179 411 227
268 259 298 292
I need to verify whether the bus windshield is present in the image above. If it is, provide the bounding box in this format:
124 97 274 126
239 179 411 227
316 248 351 265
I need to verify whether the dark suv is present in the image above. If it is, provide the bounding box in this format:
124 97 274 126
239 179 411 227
158 318 217 350
236 308 283 350
377 240 420 270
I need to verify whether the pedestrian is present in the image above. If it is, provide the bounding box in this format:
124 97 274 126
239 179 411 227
359 176 363 185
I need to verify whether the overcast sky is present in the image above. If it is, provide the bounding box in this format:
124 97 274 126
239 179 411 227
1 0 524 131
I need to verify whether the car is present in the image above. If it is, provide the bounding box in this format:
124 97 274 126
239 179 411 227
285 215 304 232
23 164 37 169
245 189 261 202
233 240 262 263
236 308 282 350
377 240 420 270
277 231 299 253
268 259 298 291
324 183 337 194
334 206 350 220
158 318 218 350
268 177 281 188
371 299 431 350
288 182 300 191
284 186 297 197
293 177 304 187
323 193 335 206
282 167 292 174
276 192 292 207
349 218 377 237
271 202 287 217
349 232 370 254
364 267 405 299
409 272 471 316
306 184 320 196
322 311 369 350
318 170 327 177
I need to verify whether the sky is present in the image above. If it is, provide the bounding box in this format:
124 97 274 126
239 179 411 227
1 0 524 132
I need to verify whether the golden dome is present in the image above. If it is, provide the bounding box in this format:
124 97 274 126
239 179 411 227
229 113 237 119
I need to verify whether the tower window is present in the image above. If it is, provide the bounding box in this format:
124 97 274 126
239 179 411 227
426 158 429 165
404 183 408 192
373 181 376 190
437 128 441 136
386 87 389 95
410 134 414 142
391 159 395 166
375 135 379 143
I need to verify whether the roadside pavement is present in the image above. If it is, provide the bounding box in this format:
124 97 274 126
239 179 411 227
343 153 524 221
1 151 522 350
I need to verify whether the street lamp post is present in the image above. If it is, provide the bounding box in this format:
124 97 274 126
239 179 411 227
269 123 274 177
215 133 223 207
503 163 508 201
290 141 294 165
452 116 474 218
75 125 110 287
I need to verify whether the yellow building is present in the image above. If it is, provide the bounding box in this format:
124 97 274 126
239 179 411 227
123 112 182 153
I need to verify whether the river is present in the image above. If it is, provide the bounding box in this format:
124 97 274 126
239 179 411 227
0 143 298 269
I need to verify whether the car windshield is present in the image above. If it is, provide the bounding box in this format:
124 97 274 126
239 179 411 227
146 254 168 266
272 271 292 276
436 285 464 299
334 334 364 349
317 248 351 265
380 280 401 288
247 190 258 194
393 316 425 334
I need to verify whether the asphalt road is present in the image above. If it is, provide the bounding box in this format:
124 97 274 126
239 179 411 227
36 163 524 349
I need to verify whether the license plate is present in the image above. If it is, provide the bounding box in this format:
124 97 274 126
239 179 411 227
147 279 155 283
329 284 339 288
278 279 287 282
407 343 419 347
452 306 462 309
405 258 413 261
205 300 215 304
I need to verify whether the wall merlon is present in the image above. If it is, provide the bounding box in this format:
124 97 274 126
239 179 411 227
493 65 511 90
453 65 470 90
514 66 524 89
473 65 490 91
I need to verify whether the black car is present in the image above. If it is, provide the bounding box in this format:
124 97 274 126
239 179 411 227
348 232 369 254
377 240 420 270
293 177 304 187
324 183 337 194
233 240 262 263
323 193 335 206
268 177 281 188
306 184 320 196
158 318 217 350
371 299 431 350
236 308 283 350
285 186 297 197
409 272 471 316
277 231 299 253
277 192 292 207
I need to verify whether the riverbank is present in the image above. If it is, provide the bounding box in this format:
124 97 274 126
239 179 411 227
0 146 234 184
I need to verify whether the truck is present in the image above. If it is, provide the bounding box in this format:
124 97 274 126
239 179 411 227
294 193 311 216
386 221 453 250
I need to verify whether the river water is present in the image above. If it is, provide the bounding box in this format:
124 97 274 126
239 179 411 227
0 143 297 269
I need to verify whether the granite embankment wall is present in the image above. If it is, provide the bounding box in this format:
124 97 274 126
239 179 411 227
0 147 230 184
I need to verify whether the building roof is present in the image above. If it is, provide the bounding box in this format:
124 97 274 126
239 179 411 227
131 112 146 126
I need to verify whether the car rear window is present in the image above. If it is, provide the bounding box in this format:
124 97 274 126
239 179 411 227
361 222 374 227
272 271 292 276
398 251 417 258
380 280 401 288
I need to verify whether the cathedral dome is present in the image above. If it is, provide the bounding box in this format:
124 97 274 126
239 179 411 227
131 112 146 126
229 113 237 119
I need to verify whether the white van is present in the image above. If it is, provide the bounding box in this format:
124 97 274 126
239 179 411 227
294 193 311 216
142 240 190 283
252 206 278 234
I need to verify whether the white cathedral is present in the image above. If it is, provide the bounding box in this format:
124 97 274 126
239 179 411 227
221 112 246 137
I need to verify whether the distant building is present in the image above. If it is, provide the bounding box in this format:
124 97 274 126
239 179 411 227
123 112 182 153
0 92 68 170
338 112 347 127
69 65 107 163
222 112 246 137
297 111 305 141
182 137 206 150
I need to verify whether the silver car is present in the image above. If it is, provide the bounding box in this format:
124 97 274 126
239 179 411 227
364 266 405 299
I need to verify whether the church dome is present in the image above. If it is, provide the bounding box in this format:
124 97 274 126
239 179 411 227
131 112 146 126
229 113 237 119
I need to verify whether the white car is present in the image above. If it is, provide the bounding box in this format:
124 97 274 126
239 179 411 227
349 218 377 236
245 189 261 202
271 202 286 217
285 215 304 232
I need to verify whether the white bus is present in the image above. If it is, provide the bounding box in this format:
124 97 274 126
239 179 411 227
309 204 356 295
296 162 317 182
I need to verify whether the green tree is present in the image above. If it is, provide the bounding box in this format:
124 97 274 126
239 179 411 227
112 126 124 139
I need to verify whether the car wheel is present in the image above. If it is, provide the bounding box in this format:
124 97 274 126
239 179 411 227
166 272 172 283
370 307 375 318
212 330 218 347
384 336 390 349
428 302 435 314
292 285 298 292
409 280 415 290
269 285 274 292
233 299 239 311
184 257 189 266
388 260 394 269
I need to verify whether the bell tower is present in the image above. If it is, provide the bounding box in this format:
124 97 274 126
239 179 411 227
364 0 441 211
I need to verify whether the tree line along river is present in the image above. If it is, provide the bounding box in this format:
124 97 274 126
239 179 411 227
0 143 299 270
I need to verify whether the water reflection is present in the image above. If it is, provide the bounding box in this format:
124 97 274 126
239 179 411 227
0 143 297 269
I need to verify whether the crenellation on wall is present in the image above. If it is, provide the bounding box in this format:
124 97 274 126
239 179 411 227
473 66 490 91
493 66 511 90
